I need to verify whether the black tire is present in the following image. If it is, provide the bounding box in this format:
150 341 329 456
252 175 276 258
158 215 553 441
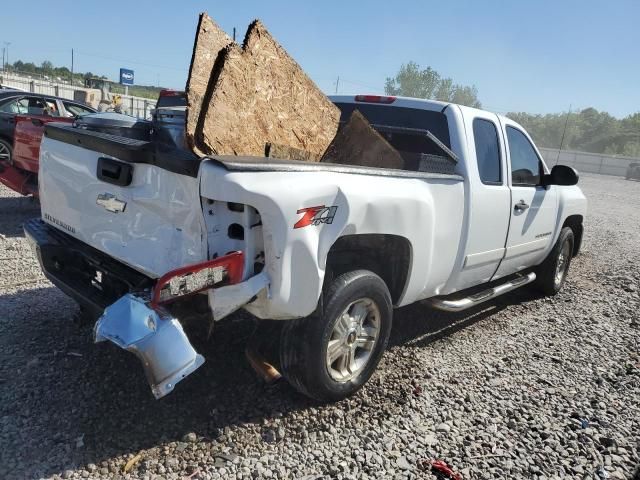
534 227 574 295
0 138 12 165
279 270 392 402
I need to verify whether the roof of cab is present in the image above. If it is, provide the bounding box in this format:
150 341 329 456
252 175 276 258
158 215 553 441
330 94 521 131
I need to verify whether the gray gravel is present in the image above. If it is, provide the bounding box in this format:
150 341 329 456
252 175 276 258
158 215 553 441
0 174 639 480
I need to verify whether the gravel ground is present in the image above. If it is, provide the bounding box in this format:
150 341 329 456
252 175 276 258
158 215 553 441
0 174 638 480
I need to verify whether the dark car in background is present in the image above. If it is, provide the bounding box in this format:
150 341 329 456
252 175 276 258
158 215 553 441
0 91 96 195
152 89 187 150
626 162 640 180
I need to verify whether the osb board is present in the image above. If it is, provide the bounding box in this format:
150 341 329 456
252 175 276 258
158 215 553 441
185 13 233 155
266 142 318 162
197 20 341 160
321 110 404 170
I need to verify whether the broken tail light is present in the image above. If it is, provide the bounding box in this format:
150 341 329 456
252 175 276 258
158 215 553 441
355 95 396 104
151 251 244 307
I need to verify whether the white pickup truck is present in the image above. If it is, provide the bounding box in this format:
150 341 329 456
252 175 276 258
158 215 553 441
25 95 587 401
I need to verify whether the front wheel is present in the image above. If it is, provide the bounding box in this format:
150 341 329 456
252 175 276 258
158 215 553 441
534 227 574 295
280 270 393 402
0 138 12 165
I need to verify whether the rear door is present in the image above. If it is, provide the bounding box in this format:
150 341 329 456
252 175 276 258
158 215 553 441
492 120 558 279
12 112 73 172
450 108 512 291
0 94 34 141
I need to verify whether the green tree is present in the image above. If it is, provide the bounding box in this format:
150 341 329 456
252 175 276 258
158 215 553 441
385 61 481 108
41 60 54 74
508 108 640 156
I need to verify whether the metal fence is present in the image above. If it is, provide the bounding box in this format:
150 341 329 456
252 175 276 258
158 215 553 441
539 147 638 177
0 71 156 119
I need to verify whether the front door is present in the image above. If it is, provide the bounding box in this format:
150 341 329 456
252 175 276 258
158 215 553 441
492 122 557 279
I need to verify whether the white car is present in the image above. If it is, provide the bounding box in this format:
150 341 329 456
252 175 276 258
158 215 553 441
25 94 587 401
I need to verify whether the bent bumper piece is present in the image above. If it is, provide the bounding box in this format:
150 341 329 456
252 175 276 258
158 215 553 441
95 293 204 399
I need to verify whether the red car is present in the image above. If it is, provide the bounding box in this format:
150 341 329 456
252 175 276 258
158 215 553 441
0 92 95 195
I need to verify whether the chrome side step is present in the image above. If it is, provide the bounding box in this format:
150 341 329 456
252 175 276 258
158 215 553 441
428 272 536 312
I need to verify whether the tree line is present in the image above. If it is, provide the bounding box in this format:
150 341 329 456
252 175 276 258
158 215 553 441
3 59 162 100
507 110 640 157
385 62 640 157
385 61 481 108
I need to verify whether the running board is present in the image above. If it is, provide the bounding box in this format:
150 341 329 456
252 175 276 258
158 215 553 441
428 272 536 312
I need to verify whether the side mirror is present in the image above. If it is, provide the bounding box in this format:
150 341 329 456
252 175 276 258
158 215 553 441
544 165 579 186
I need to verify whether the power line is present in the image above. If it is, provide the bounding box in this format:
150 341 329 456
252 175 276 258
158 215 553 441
75 50 185 71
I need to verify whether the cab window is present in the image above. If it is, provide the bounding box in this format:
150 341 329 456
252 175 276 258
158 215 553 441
506 126 542 186
473 118 501 184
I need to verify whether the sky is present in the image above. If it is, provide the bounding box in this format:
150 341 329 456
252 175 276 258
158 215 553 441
1 0 638 118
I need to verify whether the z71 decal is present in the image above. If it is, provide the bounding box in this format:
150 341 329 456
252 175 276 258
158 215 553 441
294 205 338 229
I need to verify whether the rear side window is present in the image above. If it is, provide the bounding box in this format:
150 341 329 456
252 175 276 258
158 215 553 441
507 126 541 186
472 118 501 184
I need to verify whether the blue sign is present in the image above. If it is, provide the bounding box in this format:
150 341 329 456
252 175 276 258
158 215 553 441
119 68 134 86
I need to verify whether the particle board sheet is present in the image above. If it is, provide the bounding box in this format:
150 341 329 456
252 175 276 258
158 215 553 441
185 13 233 155
266 142 319 162
196 20 341 160
321 110 404 170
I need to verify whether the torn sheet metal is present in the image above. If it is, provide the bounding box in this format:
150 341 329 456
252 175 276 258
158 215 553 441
95 294 204 399
208 271 270 321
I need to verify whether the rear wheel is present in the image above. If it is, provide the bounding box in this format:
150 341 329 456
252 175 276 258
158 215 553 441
534 227 574 295
0 138 12 165
280 270 392 402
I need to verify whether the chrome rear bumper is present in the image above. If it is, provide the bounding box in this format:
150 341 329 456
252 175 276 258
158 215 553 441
95 293 204 399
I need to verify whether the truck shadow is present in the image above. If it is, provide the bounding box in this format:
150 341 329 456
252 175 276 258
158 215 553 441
0 284 542 479
0 194 39 237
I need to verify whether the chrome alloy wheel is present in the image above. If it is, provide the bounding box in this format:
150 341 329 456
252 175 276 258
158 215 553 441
554 240 572 287
0 142 10 163
325 297 381 382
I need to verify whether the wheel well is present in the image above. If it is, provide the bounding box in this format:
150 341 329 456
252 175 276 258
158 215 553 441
324 234 411 305
562 215 583 256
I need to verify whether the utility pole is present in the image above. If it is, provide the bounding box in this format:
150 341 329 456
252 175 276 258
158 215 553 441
335 76 340 95
233 27 236 42
71 48 74 84
3 42 10 71
1 47 4 71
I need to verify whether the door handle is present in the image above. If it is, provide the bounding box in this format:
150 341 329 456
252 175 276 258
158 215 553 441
97 157 133 186
31 118 44 126
514 200 530 212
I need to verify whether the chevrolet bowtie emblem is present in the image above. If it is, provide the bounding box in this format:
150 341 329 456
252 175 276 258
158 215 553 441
96 193 127 213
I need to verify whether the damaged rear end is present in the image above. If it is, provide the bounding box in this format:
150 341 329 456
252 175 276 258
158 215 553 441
26 124 271 398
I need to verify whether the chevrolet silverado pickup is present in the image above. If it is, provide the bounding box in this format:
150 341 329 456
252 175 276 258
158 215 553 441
25 95 587 401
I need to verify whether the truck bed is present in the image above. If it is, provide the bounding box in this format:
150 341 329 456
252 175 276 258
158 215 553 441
44 123 463 181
